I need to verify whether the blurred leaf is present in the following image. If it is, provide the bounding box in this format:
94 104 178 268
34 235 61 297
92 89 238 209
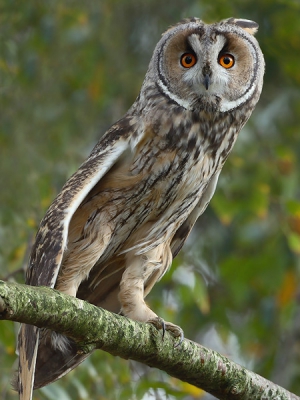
177 381 205 398
287 232 300 255
192 273 210 315
277 269 297 308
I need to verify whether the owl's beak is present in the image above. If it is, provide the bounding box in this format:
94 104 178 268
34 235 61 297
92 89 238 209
203 74 211 91
202 64 212 90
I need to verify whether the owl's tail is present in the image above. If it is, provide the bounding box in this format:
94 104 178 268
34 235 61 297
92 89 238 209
15 324 39 400
32 333 90 390
14 325 91 397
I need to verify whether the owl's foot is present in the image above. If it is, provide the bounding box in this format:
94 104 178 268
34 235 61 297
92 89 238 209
148 317 184 347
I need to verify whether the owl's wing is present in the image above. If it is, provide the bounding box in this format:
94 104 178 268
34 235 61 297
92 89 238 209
171 170 220 257
17 116 135 400
27 118 134 288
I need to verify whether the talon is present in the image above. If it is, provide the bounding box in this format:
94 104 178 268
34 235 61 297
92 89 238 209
161 319 166 339
148 317 184 346
164 323 184 347
148 317 165 338
174 329 184 348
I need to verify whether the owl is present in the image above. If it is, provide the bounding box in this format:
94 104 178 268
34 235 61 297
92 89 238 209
17 17 264 399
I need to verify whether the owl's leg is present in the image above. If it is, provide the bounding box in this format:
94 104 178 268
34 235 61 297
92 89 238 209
119 244 184 343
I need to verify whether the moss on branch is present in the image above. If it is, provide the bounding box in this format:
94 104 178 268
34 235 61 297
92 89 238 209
0 280 298 400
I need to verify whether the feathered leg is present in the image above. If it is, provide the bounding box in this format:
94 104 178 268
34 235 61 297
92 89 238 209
119 243 183 339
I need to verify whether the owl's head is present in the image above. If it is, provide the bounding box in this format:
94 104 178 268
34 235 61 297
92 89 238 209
146 18 265 113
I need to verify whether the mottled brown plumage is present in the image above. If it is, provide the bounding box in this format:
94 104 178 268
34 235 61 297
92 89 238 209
17 17 264 399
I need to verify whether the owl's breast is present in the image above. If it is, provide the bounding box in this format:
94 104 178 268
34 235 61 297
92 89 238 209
70 115 235 261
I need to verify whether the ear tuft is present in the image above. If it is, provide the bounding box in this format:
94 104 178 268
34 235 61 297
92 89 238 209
163 17 202 36
226 18 259 35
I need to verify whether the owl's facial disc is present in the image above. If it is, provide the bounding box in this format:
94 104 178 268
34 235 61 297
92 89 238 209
155 20 264 113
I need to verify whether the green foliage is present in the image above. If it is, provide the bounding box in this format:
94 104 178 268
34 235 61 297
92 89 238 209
1 0 300 398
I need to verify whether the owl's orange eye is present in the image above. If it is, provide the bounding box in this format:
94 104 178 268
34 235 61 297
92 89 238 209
180 53 197 68
218 54 235 69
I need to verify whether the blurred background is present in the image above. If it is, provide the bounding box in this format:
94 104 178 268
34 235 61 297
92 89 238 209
1 0 300 399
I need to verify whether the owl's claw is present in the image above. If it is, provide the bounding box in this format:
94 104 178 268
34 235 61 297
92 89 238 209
148 317 184 347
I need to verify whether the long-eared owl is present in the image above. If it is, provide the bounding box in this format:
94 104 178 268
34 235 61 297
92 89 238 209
17 17 264 399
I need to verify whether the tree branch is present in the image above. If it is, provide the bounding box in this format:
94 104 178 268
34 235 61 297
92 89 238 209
0 280 298 400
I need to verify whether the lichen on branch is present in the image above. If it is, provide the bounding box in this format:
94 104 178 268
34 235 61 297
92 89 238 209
0 280 298 400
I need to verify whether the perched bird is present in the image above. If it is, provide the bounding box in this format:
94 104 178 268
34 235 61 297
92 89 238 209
17 17 264 399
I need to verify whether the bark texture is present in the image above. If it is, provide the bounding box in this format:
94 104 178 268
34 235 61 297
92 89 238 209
0 280 298 400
